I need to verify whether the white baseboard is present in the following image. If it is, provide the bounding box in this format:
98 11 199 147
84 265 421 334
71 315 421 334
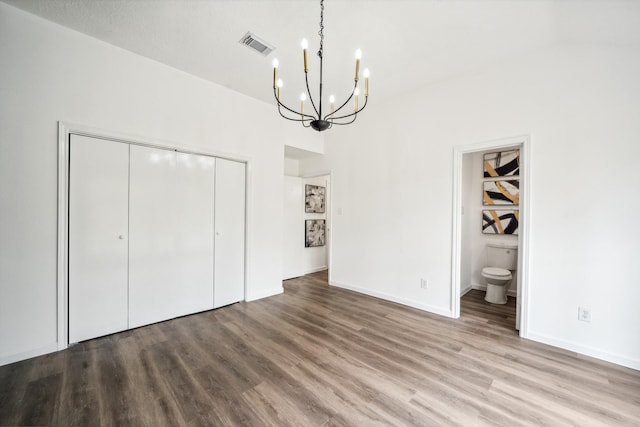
304 266 328 275
330 280 454 318
245 287 283 302
460 284 473 296
527 331 640 371
0 343 58 367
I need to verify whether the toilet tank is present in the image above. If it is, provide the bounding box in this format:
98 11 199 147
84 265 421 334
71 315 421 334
487 243 518 270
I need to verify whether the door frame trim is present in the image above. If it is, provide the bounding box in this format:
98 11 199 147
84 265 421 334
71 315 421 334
450 134 531 337
57 121 250 349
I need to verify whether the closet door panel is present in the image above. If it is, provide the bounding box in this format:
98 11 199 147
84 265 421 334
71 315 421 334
214 159 246 308
129 146 180 328
69 135 129 343
129 146 215 328
174 152 215 312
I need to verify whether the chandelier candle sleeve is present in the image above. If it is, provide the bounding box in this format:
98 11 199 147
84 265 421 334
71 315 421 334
300 93 306 114
364 68 369 97
277 79 282 99
355 49 362 81
302 38 309 72
354 88 359 111
330 95 335 114
272 58 279 88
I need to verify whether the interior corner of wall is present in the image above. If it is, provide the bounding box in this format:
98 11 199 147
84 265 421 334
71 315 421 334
245 286 284 302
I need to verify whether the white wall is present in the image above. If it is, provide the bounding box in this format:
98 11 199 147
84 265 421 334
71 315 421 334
0 3 322 365
300 44 640 369
283 175 304 280
284 157 300 176
460 153 474 293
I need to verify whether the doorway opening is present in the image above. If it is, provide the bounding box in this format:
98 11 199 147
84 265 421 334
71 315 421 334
451 135 530 337
283 152 332 282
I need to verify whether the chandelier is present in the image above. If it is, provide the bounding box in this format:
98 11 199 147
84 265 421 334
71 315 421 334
272 0 369 132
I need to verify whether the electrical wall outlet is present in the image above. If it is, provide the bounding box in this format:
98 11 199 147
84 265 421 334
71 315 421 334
578 307 591 323
420 278 429 290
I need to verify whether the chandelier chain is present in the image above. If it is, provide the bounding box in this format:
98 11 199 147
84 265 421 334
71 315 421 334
318 0 324 58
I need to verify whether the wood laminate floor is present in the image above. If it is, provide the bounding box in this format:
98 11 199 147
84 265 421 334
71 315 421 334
1 271 639 426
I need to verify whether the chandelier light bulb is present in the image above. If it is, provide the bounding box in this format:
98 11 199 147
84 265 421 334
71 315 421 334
329 95 335 103
272 58 279 68
301 38 309 49
363 68 370 78
277 79 283 88
354 88 360 96
300 93 306 101
355 49 362 60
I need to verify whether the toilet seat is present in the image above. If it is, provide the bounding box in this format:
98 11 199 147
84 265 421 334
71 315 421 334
481 267 512 281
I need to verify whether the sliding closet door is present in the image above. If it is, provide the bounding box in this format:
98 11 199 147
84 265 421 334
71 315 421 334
129 146 215 328
214 158 246 308
174 152 216 309
69 135 129 343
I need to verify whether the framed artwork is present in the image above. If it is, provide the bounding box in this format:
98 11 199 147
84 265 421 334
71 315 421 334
482 210 519 235
305 184 326 213
484 149 519 178
305 219 326 247
483 179 519 206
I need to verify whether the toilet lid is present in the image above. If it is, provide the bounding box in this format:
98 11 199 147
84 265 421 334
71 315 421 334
482 267 511 277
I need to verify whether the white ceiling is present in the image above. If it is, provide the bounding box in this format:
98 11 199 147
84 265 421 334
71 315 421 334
3 0 640 110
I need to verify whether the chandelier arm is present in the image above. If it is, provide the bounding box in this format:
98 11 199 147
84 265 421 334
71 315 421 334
274 89 317 121
328 115 357 126
277 102 316 123
323 81 357 120
325 95 368 121
304 72 321 117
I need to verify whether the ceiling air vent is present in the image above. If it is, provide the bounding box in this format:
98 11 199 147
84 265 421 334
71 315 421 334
239 31 275 56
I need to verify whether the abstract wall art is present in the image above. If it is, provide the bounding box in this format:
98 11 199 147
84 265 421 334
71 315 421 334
482 210 519 235
305 184 326 213
305 219 326 247
483 180 519 205
484 149 519 178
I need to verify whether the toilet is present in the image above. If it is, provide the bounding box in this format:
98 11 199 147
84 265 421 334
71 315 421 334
481 242 518 304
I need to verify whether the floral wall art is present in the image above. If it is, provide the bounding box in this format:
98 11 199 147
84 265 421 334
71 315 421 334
305 184 325 213
305 219 326 247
